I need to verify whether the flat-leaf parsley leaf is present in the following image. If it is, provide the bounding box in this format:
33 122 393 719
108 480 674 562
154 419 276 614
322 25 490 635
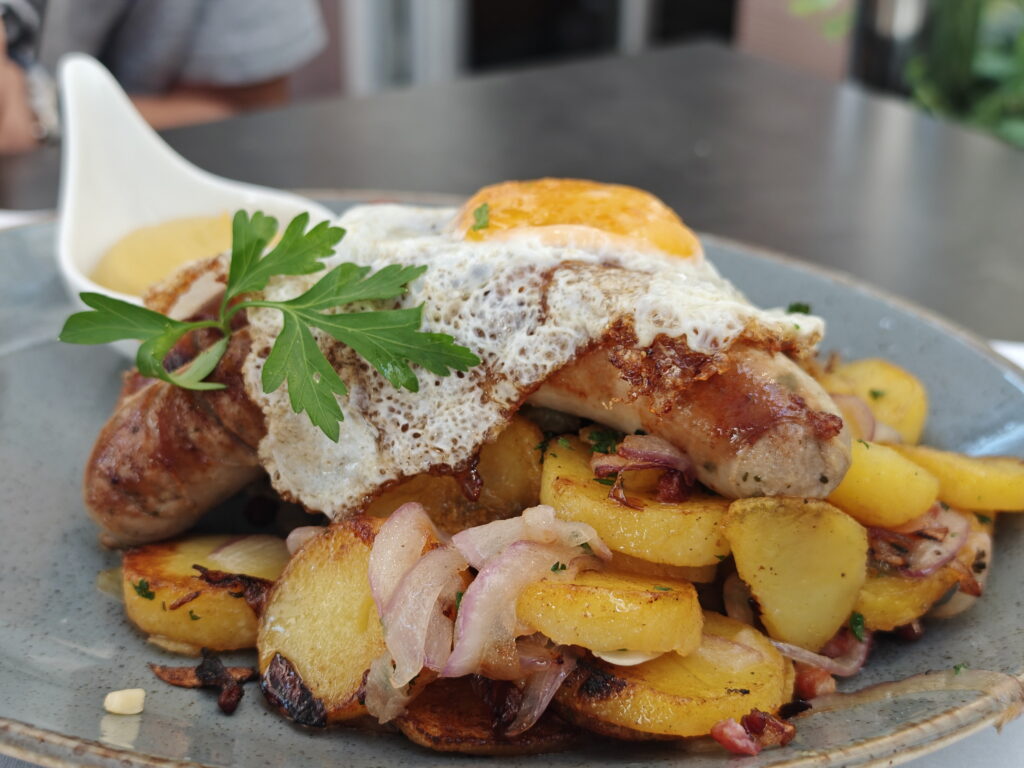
60 211 481 441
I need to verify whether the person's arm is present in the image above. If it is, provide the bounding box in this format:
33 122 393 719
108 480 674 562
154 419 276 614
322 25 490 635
0 25 39 154
130 77 289 130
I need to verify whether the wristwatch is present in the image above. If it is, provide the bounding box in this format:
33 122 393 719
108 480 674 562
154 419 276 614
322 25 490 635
2 0 60 144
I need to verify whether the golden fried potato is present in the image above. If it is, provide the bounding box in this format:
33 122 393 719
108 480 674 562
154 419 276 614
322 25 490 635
122 534 288 652
257 517 385 724
855 569 960 632
541 437 730 567
365 415 543 533
452 178 701 259
819 358 928 444
723 498 867 651
554 612 792 738
606 551 718 583
892 445 1024 511
828 440 939 528
395 678 579 755
517 571 703 655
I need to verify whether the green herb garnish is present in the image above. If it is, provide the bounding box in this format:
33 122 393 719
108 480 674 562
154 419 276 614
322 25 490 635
551 561 568 572
653 586 672 592
869 389 886 400
132 579 155 600
849 611 866 642
787 301 811 314
557 437 572 450
586 428 623 455
857 439 871 449
975 513 993 525
471 203 490 231
593 477 616 486
953 662 968 675
455 591 464 611
59 211 480 441
579 542 594 554
188 610 201 621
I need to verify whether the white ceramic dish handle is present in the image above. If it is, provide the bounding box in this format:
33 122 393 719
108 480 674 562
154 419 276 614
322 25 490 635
56 53 335 318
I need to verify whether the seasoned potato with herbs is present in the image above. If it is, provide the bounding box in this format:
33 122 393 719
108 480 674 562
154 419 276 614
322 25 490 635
827 440 939 528
541 436 730 567
723 498 868 651
365 415 544 533
855 569 961 632
257 517 385 724
517 571 703 655
892 445 1024 511
122 534 289 652
819 358 928 444
555 612 793 738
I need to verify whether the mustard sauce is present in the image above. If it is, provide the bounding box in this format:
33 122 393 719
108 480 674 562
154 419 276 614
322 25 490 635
90 213 232 296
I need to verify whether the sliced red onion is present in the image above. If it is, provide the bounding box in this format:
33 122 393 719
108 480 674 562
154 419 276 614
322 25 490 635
590 453 632 478
617 434 694 475
772 629 872 678
516 633 562 675
902 505 971 578
363 654 415 723
930 532 991 617
873 420 902 444
723 573 756 626
382 545 467 686
285 526 322 555
829 393 876 441
504 647 578 736
442 541 586 680
451 504 611 569
711 718 761 756
368 502 440 614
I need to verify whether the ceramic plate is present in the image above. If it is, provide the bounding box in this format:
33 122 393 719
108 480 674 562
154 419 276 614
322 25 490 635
1 200 1022 768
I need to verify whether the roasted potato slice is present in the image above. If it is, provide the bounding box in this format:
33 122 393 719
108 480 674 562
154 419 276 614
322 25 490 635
257 516 385 724
723 498 868 651
541 436 730 567
122 534 289 651
892 445 1024 511
365 415 543 533
827 440 940 527
395 678 579 755
555 612 792 738
606 551 718 583
819 358 928 444
517 571 703 655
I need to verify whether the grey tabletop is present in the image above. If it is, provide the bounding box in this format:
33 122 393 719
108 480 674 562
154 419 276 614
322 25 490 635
1 42 1022 341
2 42 1023 768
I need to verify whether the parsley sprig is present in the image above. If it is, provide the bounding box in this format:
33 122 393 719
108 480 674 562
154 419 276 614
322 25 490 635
60 211 481 441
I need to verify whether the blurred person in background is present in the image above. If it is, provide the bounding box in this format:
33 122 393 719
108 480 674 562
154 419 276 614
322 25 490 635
0 0 325 155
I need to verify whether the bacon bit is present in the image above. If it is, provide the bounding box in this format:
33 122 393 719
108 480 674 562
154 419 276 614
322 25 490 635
794 662 837 700
149 649 257 714
806 408 844 441
192 564 273 617
167 590 201 611
895 620 925 642
655 470 690 502
743 709 796 748
469 675 523 734
710 718 761 756
453 457 484 502
947 558 983 597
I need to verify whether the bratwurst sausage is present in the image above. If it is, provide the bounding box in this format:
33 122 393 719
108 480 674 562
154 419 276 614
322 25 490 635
528 342 851 498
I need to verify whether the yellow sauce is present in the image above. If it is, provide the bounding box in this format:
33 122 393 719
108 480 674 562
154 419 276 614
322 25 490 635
90 213 232 296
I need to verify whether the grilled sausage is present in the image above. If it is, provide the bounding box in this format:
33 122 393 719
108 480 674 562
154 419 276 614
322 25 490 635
528 343 851 498
84 329 265 547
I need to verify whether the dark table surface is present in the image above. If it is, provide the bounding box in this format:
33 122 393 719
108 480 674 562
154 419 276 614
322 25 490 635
2 42 1022 340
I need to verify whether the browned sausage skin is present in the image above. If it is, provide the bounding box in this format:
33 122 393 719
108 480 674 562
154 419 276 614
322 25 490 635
528 343 850 499
84 329 265 547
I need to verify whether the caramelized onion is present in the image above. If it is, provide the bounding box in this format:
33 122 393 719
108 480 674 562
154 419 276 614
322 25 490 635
722 573 755 626
450 504 611 568
382 546 467 686
504 646 579 737
772 629 872 678
285 526 322 555
368 502 441 613
442 541 591 680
